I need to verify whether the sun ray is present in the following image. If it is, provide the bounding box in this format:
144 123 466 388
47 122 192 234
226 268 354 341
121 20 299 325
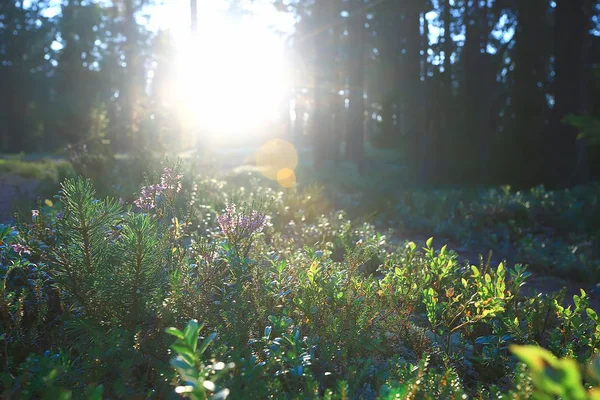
162 0 292 145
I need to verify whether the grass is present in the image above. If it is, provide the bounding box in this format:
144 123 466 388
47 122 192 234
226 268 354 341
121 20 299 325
0 158 75 183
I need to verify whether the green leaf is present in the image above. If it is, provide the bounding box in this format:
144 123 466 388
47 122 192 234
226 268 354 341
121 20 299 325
56 391 72 400
426 237 433 248
84 384 104 400
587 308 600 323
184 320 201 352
0 225 10 241
589 355 600 380
263 325 272 340
510 345 556 373
170 356 194 373
197 332 217 356
171 343 196 366
166 327 185 340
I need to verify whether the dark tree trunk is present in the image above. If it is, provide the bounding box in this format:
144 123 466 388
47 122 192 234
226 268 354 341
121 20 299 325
121 0 140 151
7 84 25 153
512 0 551 187
462 0 496 184
378 1 402 143
345 3 365 173
403 0 423 175
435 0 453 182
311 0 336 169
56 0 88 147
416 7 432 183
552 0 592 186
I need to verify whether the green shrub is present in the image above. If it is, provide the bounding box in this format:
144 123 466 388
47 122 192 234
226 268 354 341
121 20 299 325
2 162 599 399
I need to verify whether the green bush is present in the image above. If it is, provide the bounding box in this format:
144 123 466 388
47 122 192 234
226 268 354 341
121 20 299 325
2 162 600 398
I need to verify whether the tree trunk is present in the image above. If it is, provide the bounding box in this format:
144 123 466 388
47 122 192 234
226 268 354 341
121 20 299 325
552 0 592 186
512 0 551 187
462 0 496 184
121 0 140 151
345 3 365 173
312 0 336 169
403 0 423 174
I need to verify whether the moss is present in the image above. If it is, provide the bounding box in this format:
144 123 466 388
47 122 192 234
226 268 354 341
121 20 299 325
0 159 76 183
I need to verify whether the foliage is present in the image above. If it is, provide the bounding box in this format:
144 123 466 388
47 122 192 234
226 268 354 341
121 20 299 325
2 164 600 398
0 159 75 183
166 320 232 400
510 344 600 400
565 115 600 146
379 183 600 281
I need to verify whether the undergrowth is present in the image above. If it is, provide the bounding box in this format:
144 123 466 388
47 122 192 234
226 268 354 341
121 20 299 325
1 159 599 399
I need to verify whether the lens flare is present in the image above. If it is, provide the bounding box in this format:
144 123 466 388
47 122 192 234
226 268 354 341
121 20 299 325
277 168 297 188
256 138 298 182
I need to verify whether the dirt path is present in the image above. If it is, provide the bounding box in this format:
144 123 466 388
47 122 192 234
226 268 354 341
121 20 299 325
0 174 40 222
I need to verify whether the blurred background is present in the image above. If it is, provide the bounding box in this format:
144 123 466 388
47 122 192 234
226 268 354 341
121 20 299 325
0 0 599 188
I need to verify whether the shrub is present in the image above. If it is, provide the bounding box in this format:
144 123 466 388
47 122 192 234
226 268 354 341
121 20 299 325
2 163 600 398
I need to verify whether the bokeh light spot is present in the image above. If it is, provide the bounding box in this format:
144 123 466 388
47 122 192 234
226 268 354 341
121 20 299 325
256 138 298 180
277 168 297 188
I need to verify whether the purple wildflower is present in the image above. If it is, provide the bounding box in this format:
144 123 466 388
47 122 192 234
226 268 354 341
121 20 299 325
160 167 183 193
57 212 64 220
217 203 236 236
134 184 161 210
134 168 183 211
217 203 266 240
10 243 31 256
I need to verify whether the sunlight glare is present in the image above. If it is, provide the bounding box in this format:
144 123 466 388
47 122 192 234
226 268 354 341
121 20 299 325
166 1 290 141
256 138 298 186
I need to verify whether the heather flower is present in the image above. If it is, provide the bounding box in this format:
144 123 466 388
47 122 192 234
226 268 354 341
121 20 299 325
10 243 30 255
217 203 237 237
160 167 183 193
217 202 266 241
134 184 161 211
134 167 183 211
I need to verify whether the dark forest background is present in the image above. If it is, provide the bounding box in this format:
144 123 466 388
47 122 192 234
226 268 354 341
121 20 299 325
1 0 599 188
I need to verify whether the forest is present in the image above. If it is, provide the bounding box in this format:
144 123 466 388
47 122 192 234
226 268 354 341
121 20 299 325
2 0 600 398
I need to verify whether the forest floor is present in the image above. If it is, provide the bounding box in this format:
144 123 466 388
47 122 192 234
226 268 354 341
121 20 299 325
1 148 598 311
0 174 40 221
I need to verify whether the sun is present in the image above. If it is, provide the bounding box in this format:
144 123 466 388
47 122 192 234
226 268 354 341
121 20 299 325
163 0 292 144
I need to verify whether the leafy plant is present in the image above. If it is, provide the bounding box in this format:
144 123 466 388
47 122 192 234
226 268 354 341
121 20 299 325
166 320 232 400
510 344 599 399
